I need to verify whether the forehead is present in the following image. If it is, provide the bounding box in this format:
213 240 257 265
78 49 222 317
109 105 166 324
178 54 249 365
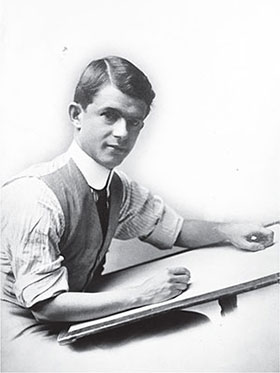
88 84 148 119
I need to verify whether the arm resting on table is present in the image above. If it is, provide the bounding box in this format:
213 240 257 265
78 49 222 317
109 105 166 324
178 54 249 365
175 219 274 251
31 266 191 323
32 289 142 323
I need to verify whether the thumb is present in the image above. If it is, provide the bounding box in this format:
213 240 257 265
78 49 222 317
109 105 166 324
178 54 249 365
237 238 265 251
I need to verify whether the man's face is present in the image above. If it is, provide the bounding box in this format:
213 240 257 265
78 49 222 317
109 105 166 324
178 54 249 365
73 84 148 169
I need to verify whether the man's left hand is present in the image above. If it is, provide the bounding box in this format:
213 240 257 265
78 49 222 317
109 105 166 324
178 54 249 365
218 223 275 251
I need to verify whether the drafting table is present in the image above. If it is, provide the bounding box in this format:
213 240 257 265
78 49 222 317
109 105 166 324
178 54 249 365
52 225 280 371
3 225 279 372
59 224 279 344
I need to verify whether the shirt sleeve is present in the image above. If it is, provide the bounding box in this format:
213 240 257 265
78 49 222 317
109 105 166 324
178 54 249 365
114 172 184 250
1 177 69 308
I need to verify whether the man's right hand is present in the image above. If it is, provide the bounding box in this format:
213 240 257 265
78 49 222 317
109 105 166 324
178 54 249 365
136 266 191 305
32 267 191 323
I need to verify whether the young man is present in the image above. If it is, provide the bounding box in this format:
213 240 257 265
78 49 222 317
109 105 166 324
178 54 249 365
1 56 274 334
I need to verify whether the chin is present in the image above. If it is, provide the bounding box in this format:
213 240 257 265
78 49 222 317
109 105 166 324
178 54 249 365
102 157 124 169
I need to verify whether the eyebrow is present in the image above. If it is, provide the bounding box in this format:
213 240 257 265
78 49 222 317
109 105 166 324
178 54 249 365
98 106 145 121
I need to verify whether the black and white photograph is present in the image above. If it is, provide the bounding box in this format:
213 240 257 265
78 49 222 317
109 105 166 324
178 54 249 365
1 0 279 372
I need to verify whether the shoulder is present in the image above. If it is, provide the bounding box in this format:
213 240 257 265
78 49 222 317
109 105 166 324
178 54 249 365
14 152 71 179
114 170 145 189
113 169 131 187
113 170 138 196
1 176 65 240
1 175 63 218
2 176 61 209
1 152 71 207
113 169 152 205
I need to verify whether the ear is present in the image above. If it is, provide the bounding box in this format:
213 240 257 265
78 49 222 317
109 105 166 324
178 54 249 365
68 102 83 130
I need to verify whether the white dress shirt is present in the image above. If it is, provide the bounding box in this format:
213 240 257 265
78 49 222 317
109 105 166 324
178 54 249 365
1 141 183 308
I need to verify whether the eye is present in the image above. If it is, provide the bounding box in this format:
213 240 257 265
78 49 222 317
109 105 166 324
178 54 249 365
101 110 119 123
128 119 143 128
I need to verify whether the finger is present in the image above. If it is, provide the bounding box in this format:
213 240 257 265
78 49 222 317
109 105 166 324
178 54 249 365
168 267 190 275
259 227 274 236
238 239 265 251
246 228 274 245
175 283 189 291
259 228 274 246
170 274 191 284
247 243 265 251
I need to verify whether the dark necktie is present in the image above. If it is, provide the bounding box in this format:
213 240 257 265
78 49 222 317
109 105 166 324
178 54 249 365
90 187 109 238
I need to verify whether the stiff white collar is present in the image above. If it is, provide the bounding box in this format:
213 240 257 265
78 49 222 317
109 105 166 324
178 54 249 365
68 141 112 191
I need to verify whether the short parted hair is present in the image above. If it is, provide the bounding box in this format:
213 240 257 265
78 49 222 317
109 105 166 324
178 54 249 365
74 56 156 114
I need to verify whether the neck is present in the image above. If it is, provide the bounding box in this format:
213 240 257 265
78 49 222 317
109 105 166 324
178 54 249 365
69 139 112 190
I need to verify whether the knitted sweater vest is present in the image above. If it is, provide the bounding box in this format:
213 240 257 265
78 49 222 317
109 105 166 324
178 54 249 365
40 158 123 292
3 156 124 293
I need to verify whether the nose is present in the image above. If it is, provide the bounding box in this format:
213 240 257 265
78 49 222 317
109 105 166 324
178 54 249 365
112 117 128 139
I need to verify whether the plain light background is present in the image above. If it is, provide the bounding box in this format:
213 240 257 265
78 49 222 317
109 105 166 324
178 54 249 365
1 0 279 269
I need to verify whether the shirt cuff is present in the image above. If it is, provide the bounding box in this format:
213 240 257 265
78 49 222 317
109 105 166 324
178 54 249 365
15 266 69 308
140 204 184 250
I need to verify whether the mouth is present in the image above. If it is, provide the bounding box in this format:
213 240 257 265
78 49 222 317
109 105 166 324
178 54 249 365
107 144 127 152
